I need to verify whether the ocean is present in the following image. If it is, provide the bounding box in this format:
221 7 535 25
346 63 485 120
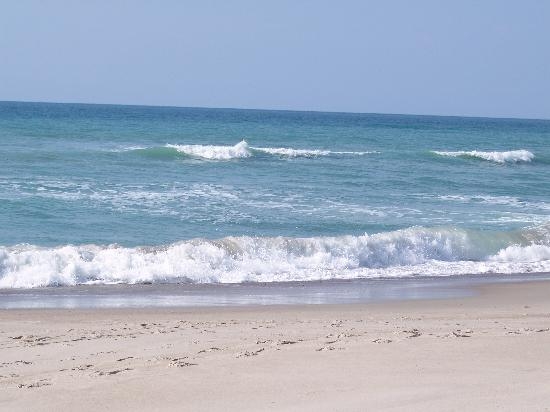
1 101 550 289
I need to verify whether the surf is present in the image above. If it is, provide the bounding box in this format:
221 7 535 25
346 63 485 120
2 225 550 288
432 149 534 163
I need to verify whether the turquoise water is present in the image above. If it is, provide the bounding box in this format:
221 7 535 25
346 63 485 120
1 101 550 287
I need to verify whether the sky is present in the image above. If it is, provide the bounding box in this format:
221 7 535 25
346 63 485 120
1 1 549 119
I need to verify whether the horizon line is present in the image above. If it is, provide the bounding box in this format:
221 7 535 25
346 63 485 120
1 99 548 122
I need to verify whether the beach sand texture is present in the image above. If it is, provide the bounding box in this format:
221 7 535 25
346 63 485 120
1 280 550 411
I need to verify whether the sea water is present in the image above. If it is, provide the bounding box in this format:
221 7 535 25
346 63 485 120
1 101 550 288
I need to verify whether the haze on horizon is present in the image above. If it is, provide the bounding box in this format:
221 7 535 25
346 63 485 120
1 1 549 119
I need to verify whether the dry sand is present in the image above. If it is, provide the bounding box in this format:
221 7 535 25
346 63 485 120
1 280 550 411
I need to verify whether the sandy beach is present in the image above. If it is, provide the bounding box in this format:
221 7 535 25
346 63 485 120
1 279 550 411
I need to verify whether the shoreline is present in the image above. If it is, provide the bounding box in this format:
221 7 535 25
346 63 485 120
1 279 550 410
1 272 549 309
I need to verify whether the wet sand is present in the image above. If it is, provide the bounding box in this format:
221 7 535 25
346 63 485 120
1 273 548 309
1 279 550 411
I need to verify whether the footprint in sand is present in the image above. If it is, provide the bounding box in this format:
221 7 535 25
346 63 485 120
372 338 392 344
97 368 133 376
236 348 265 358
169 357 197 367
17 379 51 389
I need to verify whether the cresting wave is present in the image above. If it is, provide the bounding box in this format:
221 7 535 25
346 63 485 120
252 146 376 158
432 149 534 163
129 140 375 160
166 141 251 160
2 226 550 288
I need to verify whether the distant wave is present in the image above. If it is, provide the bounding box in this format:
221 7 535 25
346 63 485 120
2 225 550 288
121 140 376 160
166 140 251 160
252 146 376 158
432 149 534 163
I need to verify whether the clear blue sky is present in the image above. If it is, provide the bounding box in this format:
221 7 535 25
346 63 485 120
1 1 549 118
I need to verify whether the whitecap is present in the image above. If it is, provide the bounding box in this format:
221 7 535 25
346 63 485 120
251 146 376 158
432 149 534 163
166 140 251 160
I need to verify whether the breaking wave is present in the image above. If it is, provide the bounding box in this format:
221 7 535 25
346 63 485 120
432 149 534 163
2 225 550 288
252 146 376 158
125 140 375 160
166 140 251 160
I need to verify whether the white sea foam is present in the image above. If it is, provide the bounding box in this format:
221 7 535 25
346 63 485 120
3 180 408 223
166 140 252 160
490 244 550 263
119 140 377 160
252 147 331 157
432 149 534 163
251 146 376 158
2 227 550 288
436 194 550 215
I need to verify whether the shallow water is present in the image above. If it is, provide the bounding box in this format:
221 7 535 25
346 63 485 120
2 274 549 309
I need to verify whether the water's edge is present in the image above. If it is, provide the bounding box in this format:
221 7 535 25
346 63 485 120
1 273 548 309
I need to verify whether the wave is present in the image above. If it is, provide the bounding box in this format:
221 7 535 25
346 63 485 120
166 140 251 160
432 149 534 163
123 140 375 160
2 225 550 288
251 146 376 158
